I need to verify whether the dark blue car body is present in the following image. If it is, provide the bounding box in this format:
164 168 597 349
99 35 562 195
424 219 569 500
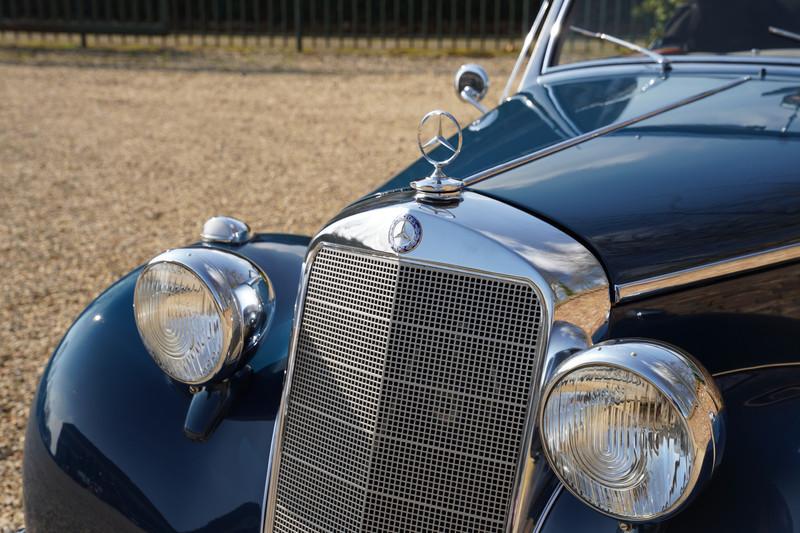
23 50 800 533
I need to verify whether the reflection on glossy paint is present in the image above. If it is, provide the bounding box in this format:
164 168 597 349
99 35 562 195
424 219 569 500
376 69 745 196
377 66 800 288
610 261 800 376
475 75 800 285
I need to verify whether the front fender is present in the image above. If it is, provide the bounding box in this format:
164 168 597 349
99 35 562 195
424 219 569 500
23 234 309 533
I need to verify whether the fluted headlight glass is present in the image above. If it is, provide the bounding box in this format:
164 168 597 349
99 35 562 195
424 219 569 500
134 248 272 385
135 262 231 383
540 341 724 522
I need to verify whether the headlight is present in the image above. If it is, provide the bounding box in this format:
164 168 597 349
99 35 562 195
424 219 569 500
134 248 272 385
540 340 724 522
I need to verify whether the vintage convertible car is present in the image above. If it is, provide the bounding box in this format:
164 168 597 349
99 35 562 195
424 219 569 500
22 0 800 531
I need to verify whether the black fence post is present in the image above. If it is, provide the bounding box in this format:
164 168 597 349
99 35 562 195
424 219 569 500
351 0 357 48
408 0 413 48
450 0 457 48
294 0 301 51
282 0 288 46
479 0 485 51
79 0 87 47
254 0 261 44
309 0 315 47
465 0 471 49
324 0 330 47
436 0 442 49
422 0 428 48
366 0 372 47
522 0 530 37
267 0 273 45
393 0 399 45
380 0 386 48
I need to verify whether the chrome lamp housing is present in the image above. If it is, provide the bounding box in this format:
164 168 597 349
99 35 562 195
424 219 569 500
133 247 273 385
539 339 725 522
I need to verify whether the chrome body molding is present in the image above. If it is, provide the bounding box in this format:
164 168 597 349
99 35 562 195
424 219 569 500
532 484 564 533
615 242 800 302
262 190 610 532
463 76 750 187
712 362 800 377
503 0 551 101
517 0 560 89
537 321 590 389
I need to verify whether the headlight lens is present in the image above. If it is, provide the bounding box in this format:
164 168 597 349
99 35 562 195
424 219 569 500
540 340 723 521
135 262 230 383
134 248 271 385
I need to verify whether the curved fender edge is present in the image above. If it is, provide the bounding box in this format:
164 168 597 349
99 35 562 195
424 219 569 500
23 234 309 533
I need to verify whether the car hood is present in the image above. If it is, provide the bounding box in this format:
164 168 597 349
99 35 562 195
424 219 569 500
376 69 800 288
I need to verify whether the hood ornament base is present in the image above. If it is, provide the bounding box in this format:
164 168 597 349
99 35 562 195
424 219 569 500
411 110 464 203
411 171 464 202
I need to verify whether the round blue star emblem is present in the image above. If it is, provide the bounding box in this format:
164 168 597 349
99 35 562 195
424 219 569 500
388 214 422 253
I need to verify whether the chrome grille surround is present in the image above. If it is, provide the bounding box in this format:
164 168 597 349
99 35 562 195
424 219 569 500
264 191 611 532
272 246 543 532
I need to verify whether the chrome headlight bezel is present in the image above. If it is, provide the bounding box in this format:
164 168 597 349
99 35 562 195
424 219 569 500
133 247 273 385
538 339 725 522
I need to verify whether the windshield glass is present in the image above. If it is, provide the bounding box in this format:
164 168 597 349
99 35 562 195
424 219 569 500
552 0 800 68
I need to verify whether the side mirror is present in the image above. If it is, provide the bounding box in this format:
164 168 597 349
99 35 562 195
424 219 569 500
454 64 490 114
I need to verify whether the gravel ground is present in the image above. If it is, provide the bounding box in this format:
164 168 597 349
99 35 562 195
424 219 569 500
0 47 513 529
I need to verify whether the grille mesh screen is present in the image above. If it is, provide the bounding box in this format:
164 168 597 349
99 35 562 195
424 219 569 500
272 246 543 532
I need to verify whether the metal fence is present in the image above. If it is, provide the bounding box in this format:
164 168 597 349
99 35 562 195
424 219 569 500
0 0 549 50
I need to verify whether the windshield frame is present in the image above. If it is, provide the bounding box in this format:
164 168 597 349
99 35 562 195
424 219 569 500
518 0 800 89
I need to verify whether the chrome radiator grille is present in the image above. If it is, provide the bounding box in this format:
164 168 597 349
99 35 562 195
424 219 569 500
271 246 543 532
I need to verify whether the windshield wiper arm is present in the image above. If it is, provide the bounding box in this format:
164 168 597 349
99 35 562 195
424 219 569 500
570 25 670 74
769 26 800 43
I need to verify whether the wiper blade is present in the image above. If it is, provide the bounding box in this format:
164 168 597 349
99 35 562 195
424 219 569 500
570 25 670 73
769 26 800 44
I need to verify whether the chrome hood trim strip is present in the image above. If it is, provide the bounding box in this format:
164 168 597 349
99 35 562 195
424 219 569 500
713 362 800 378
463 76 750 187
615 242 800 302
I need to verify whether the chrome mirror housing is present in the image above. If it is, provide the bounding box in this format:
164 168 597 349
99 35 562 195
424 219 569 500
454 63 490 113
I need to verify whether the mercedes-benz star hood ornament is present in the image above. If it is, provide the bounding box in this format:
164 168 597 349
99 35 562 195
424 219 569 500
411 110 464 202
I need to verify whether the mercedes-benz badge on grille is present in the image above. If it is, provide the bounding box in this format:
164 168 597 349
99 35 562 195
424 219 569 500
388 214 423 253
